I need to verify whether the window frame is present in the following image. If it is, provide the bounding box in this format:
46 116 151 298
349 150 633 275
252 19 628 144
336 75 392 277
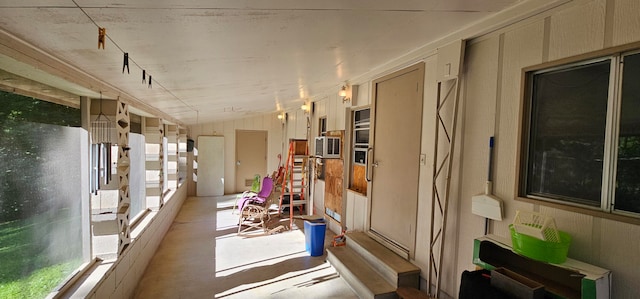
517 41 640 225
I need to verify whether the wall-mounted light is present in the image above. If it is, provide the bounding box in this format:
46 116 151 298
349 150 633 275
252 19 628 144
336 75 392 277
339 85 351 103
339 86 347 97
301 103 310 113
277 112 287 123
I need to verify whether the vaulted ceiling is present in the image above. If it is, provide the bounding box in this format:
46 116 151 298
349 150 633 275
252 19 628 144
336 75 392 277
0 0 528 125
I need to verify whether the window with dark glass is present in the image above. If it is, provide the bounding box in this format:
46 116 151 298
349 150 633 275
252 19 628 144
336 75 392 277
526 59 611 206
522 52 640 217
615 52 640 214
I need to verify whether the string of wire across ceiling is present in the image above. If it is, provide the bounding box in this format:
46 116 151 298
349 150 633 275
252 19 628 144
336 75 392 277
71 0 199 119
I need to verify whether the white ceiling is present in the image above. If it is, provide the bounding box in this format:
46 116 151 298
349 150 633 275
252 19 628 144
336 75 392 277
0 0 522 125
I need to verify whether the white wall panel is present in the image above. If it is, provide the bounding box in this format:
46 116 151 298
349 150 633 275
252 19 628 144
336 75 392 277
453 37 501 289
313 179 325 220
315 98 327 117
492 20 545 238
354 82 370 106
223 121 236 194
598 219 640 298
612 0 640 46
449 1 639 297
352 192 367 232
548 0 606 61
346 190 355 231
414 56 438 275
189 113 284 195
327 93 338 131
295 109 308 139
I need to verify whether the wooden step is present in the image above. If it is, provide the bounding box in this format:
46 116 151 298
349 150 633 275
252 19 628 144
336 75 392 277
347 232 420 288
327 246 398 299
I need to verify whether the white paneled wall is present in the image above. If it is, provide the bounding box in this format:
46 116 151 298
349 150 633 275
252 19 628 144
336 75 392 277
345 190 366 232
450 1 640 298
612 0 640 46
547 0 606 61
188 113 285 195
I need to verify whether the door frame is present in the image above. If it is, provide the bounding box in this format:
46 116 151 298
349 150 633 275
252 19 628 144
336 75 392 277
365 62 425 259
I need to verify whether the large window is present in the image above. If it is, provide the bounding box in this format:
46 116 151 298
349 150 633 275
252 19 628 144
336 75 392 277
522 51 640 217
129 133 147 219
0 91 87 298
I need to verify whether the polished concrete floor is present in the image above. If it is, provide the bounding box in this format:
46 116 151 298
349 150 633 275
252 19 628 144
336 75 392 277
134 195 358 299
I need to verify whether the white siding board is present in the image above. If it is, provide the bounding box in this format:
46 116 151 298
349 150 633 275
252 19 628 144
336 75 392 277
346 191 355 231
262 114 271 132
454 37 501 288
295 109 307 139
286 110 296 140
224 122 236 194
548 0 606 61
539 206 594 262
354 82 370 106
313 180 325 220
612 0 640 46
327 94 337 131
491 21 545 238
415 56 437 275
315 98 327 117
335 97 347 130
598 219 640 299
353 193 366 232
188 114 288 195
213 122 223 136
234 118 244 130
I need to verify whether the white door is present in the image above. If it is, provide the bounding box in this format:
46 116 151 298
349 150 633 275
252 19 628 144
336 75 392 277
197 136 224 196
369 63 424 256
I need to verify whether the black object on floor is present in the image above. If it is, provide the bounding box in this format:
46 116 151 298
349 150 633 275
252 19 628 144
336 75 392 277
459 269 513 299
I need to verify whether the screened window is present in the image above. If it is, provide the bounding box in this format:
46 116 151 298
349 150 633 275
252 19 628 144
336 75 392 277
616 53 640 213
523 52 640 216
129 133 147 219
0 91 87 298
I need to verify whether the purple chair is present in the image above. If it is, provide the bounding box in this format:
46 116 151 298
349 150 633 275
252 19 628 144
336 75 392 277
237 177 275 235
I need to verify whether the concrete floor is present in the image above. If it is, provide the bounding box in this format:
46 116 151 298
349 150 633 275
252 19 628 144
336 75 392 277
133 195 358 299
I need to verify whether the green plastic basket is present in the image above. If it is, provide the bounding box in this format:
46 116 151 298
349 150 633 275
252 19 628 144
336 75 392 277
509 224 571 264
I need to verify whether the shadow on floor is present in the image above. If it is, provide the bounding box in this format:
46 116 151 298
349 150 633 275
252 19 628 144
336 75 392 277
213 255 328 295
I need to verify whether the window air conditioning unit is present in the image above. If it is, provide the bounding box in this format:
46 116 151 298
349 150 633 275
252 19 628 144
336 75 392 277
315 136 341 159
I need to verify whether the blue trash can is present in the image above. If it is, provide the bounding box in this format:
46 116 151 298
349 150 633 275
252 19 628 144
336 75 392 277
304 219 326 256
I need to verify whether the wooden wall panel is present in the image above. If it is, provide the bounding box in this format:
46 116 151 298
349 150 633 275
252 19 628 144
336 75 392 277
350 164 367 195
324 158 343 222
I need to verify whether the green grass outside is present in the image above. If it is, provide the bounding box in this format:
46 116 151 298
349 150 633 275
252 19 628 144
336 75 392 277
0 212 83 299
0 261 79 299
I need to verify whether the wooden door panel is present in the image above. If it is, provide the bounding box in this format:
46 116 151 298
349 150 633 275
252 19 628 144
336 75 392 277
235 130 267 193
